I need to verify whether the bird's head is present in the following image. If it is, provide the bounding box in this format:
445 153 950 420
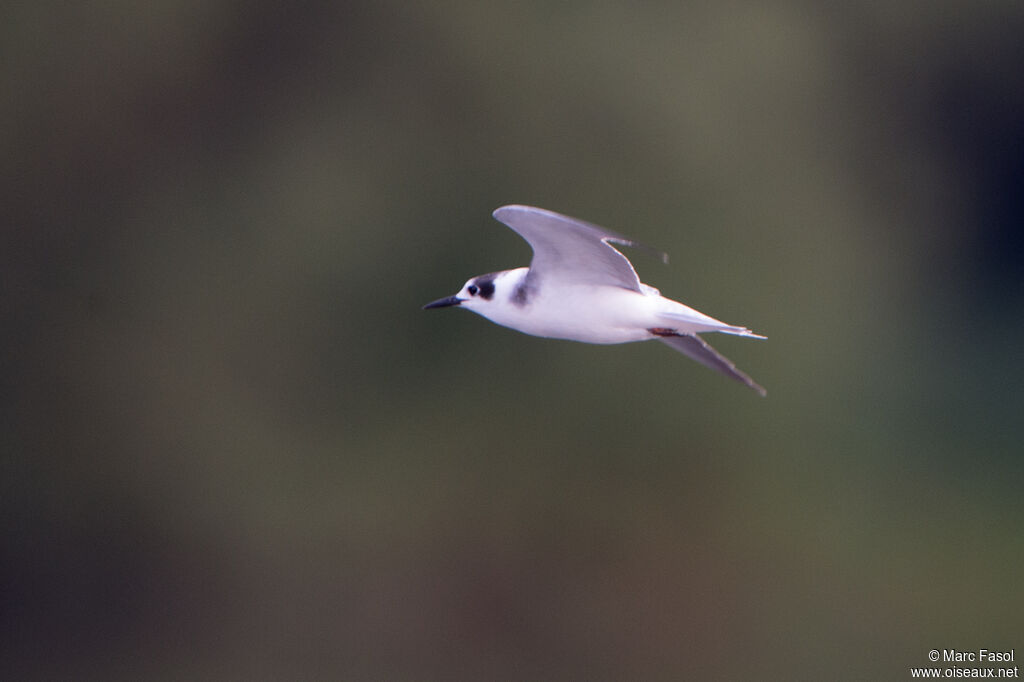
422 273 499 312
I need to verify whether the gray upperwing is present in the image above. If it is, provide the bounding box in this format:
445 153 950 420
492 205 667 293
659 334 767 397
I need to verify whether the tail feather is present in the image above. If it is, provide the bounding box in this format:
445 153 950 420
657 310 766 339
658 333 767 397
714 326 767 339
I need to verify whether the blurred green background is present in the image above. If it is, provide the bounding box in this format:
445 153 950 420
4 1 1023 679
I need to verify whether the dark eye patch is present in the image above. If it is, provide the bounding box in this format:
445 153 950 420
477 279 495 300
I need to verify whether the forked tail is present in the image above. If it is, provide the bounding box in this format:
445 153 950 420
657 309 766 339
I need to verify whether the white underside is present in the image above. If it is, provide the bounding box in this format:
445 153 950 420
472 282 760 345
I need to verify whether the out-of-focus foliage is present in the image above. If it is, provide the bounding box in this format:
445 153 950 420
3 1 1022 679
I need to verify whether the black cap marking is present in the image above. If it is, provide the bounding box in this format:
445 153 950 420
476 278 495 300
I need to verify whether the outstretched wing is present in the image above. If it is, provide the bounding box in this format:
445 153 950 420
659 333 767 397
492 205 667 293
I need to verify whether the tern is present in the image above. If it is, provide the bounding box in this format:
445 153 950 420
423 205 766 396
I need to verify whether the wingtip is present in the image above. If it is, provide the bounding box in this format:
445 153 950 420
737 373 767 397
493 204 537 218
735 369 768 397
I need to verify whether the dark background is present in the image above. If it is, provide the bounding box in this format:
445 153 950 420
4 2 1022 679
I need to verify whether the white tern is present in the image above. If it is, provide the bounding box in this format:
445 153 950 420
424 205 766 396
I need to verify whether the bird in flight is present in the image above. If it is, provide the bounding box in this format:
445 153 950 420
423 205 766 396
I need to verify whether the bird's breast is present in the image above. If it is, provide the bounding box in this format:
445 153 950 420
481 285 658 344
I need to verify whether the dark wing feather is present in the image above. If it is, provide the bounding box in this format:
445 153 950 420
659 334 767 397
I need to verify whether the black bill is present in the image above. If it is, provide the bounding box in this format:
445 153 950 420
422 295 462 310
